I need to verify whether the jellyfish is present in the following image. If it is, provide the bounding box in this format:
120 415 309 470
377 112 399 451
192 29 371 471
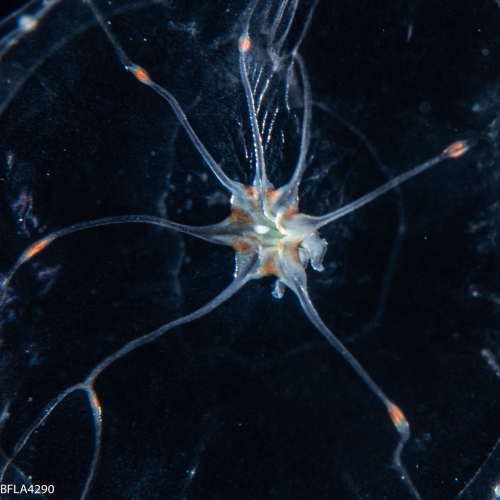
0 0 499 499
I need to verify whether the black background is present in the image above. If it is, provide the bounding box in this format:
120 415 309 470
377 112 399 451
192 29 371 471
1 0 500 499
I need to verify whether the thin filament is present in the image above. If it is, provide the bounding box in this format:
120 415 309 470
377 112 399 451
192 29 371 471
1 273 253 500
291 279 422 500
279 53 311 203
84 0 239 193
1 215 227 309
270 0 298 53
239 37 271 198
311 142 470 231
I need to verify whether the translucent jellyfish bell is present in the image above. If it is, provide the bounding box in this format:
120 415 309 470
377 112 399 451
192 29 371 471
0 0 499 499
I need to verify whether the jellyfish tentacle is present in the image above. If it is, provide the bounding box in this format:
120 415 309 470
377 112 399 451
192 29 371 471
272 0 316 120
0 2 471 498
0 214 233 311
83 0 240 193
294 284 421 500
82 388 103 500
84 268 255 385
80 270 254 500
237 0 318 219
239 33 273 201
143 79 241 192
281 260 422 500
309 140 470 231
276 53 311 209
317 105 408 335
0 382 83 483
288 0 319 57
1 264 255 500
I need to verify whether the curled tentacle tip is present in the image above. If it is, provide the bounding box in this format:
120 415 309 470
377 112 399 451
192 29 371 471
443 140 470 159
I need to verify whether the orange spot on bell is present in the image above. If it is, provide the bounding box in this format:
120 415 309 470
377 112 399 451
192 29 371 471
284 206 298 219
230 207 253 226
265 189 280 204
239 35 251 52
443 141 468 158
259 253 280 277
280 238 302 264
291 239 302 264
260 261 279 277
245 186 258 200
232 240 253 254
276 206 298 234
244 185 260 207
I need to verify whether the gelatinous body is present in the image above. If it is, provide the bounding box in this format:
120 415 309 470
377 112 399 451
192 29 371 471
0 1 500 499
